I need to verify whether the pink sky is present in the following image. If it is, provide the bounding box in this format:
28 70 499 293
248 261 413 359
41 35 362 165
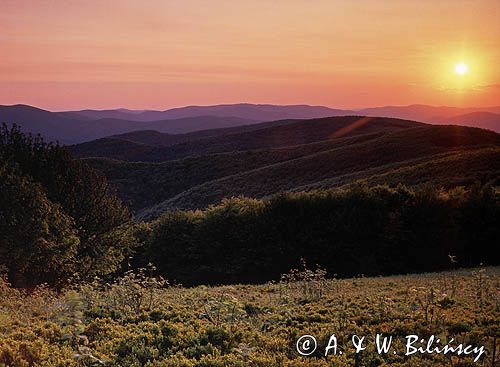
1 0 499 110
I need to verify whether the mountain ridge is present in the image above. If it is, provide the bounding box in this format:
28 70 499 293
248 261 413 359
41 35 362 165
136 125 499 217
71 116 423 161
2 103 499 147
71 117 499 219
0 104 257 143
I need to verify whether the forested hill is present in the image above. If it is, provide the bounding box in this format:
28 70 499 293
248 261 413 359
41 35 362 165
1 123 499 288
71 116 421 161
70 116 500 219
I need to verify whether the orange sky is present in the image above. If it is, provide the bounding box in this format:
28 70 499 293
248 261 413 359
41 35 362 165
1 0 499 110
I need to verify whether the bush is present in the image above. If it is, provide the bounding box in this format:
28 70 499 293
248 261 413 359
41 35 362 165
138 185 499 285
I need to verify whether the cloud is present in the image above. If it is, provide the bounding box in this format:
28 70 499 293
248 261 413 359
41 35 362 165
480 84 500 92
434 84 500 94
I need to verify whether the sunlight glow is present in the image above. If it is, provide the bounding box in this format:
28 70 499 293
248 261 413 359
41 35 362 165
455 63 469 75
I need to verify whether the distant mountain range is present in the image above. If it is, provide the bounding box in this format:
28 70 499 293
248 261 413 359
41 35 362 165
0 104 258 144
1 103 499 144
359 105 500 131
442 112 500 132
61 103 352 122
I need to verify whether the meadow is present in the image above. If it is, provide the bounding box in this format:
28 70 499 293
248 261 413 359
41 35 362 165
1 122 499 366
0 266 498 367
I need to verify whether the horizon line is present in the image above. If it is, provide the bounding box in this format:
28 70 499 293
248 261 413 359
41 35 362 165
3 102 500 113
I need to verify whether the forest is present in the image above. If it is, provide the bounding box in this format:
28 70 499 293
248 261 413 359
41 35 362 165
1 124 499 288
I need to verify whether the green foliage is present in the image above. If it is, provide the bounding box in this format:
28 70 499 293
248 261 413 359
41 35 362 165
0 161 79 286
138 185 499 285
78 266 169 318
0 268 498 366
0 124 135 287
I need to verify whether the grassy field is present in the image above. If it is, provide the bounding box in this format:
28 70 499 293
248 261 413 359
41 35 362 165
0 267 498 366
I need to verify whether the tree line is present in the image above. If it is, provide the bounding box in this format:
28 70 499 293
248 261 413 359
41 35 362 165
138 185 499 285
1 126 498 287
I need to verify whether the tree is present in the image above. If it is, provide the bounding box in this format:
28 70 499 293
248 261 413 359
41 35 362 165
0 124 135 286
0 161 79 287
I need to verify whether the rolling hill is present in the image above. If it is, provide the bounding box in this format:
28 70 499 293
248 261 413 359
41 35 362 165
84 131 389 211
442 111 500 131
135 125 500 219
72 116 422 161
73 116 499 220
3 103 499 145
64 103 500 131
64 103 500 132
69 118 311 161
0 104 89 144
57 108 154 121
359 104 500 131
3 103 499 221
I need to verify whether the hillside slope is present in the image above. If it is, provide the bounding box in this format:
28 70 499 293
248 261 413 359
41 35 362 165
73 116 422 161
71 118 307 160
359 104 500 132
442 112 500 131
0 105 256 143
3 267 498 365
85 132 386 211
135 125 499 218
76 121 500 219
0 104 90 144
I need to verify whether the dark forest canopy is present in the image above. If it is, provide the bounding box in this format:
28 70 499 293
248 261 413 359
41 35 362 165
1 125 499 288
72 117 500 219
0 124 135 287
138 185 500 286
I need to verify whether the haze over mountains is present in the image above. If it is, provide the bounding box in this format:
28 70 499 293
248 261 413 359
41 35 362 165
62 103 350 122
2 102 499 218
1 103 499 144
0 104 257 144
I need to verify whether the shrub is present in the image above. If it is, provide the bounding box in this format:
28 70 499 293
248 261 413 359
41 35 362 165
138 185 499 285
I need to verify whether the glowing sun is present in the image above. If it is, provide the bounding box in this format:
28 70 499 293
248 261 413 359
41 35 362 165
455 62 468 75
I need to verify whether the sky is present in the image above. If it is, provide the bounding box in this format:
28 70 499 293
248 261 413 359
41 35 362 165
1 0 499 110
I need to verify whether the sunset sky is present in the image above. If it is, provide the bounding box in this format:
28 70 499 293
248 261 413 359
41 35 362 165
1 0 499 110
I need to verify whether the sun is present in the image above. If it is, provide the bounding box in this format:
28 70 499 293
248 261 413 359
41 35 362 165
454 62 468 75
